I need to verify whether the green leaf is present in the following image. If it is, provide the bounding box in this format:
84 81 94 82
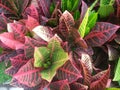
98 0 115 18
50 3 55 14
85 12 98 35
41 50 68 82
105 88 120 90
67 0 72 11
71 0 80 11
100 0 115 5
34 47 50 68
98 5 114 18
0 47 3 54
0 62 12 84
113 58 120 81
78 8 90 38
61 0 67 12
34 37 69 82
73 10 80 20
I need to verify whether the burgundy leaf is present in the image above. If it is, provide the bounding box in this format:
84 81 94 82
59 11 75 40
56 61 82 83
85 22 120 47
107 45 119 61
37 0 51 17
10 54 27 67
13 59 42 87
11 78 48 90
23 5 39 20
15 0 32 13
49 80 70 90
0 14 11 31
6 66 22 76
24 36 47 59
79 1 88 24
81 53 93 74
69 27 88 48
90 66 110 90
0 32 24 49
0 3 17 15
25 15 39 30
7 22 27 43
0 49 24 62
80 61 92 86
70 82 88 90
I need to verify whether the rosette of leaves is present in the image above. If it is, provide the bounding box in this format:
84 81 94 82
34 36 69 82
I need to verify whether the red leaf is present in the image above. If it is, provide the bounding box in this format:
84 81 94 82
0 32 24 49
0 14 11 31
6 66 20 76
80 61 92 86
85 22 120 47
0 49 24 62
13 59 42 87
24 36 47 59
15 0 31 13
10 54 27 67
79 1 88 24
59 11 75 40
7 22 27 43
37 0 51 17
25 16 39 30
0 3 17 15
23 5 39 20
11 78 48 90
56 61 82 83
70 82 88 90
90 66 110 90
81 53 93 74
49 80 70 90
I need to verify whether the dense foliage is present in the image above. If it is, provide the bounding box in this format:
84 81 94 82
0 0 120 90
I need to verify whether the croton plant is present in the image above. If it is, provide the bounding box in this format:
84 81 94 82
0 0 120 90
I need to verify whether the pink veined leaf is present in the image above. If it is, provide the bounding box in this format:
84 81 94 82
15 0 31 13
24 36 47 59
80 61 92 86
0 32 24 49
23 4 39 20
49 80 70 90
25 15 39 30
7 22 27 43
32 25 54 42
11 78 49 90
107 45 119 61
69 27 88 48
79 0 88 24
13 59 42 87
6 66 21 76
10 54 27 67
59 10 75 40
56 61 82 83
85 22 120 47
90 66 110 90
81 53 93 74
0 49 24 62
0 14 11 31
0 3 17 15
37 0 51 17
70 82 88 90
